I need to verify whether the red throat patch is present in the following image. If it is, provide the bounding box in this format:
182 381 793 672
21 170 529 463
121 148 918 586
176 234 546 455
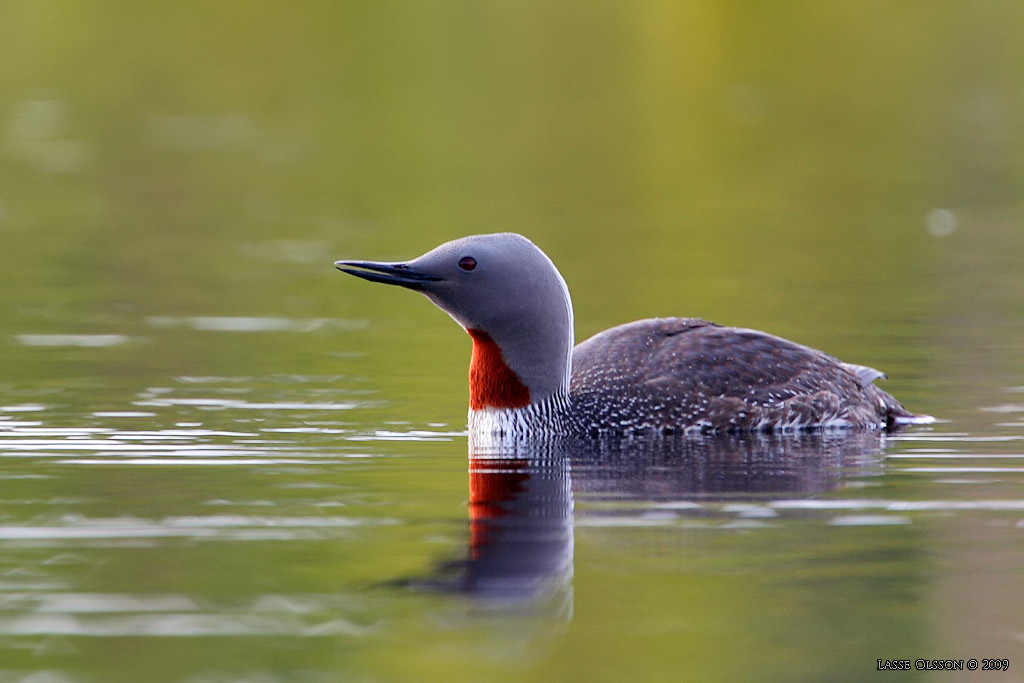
467 329 531 410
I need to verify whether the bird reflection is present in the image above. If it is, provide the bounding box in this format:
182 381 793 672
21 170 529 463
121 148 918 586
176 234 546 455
463 450 574 605
414 430 890 606
568 430 888 500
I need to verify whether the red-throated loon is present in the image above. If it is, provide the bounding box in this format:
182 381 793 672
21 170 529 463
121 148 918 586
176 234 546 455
336 233 930 436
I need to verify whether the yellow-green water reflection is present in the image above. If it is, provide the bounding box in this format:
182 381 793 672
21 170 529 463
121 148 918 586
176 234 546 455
2 1 1024 681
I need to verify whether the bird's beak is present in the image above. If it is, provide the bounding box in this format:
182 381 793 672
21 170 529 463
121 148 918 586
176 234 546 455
334 260 442 291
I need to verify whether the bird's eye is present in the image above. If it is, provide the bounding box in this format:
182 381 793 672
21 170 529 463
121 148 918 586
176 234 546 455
458 256 477 271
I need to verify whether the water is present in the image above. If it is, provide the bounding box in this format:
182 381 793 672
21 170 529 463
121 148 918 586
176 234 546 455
3 2 1024 681
0 350 1022 682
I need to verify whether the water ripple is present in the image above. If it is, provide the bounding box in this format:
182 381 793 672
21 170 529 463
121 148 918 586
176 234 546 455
146 316 366 333
347 429 465 442
0 515 395 541
0 405 47 413
133 397 364 411
14 335 132 347
0 613 365 637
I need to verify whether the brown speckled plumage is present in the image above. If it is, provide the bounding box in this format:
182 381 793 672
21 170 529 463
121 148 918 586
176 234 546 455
571 318 911 434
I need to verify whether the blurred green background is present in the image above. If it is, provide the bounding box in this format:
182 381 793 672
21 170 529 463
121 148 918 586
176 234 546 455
2 2 1024 682
4 1 1022 367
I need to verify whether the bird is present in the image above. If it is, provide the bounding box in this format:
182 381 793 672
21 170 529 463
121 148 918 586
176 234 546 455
336 233 930 437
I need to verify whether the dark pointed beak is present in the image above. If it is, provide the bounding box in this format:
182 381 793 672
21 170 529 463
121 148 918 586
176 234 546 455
334 260 443 290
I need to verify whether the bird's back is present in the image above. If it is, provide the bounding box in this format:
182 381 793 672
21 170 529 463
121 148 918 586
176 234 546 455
569 317 913 434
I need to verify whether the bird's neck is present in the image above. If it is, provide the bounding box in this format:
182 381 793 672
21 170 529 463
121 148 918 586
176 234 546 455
466 328 577 438
467 329 532 410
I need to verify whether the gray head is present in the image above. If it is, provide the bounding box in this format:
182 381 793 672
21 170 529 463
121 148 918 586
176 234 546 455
336 233 575 404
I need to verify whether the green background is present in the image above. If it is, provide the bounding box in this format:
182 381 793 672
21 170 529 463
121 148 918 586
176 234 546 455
1 2 1023 681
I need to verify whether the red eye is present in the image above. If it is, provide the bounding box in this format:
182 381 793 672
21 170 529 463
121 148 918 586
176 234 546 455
458 256 477 271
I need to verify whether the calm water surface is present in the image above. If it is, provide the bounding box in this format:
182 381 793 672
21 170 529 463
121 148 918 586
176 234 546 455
3 2 1024 681
0 325 1022 682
